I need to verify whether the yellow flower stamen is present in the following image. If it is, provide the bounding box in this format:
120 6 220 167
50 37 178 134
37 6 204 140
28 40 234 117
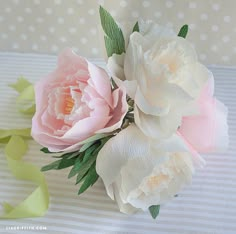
64 96 75 115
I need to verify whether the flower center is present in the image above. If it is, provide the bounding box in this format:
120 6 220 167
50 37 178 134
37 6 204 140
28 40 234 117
64 96 75 115
147 174 169 189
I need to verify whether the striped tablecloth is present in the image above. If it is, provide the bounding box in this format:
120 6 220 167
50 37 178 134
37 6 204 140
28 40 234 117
0 52 235 234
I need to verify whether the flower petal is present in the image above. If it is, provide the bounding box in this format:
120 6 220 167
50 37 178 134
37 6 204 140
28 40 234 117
96 124 151 199
107 53 126 81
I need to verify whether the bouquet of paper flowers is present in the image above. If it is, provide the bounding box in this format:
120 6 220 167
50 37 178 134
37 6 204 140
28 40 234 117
4 7 228 219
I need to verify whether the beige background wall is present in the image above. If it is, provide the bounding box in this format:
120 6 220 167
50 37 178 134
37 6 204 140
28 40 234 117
0 0 235 65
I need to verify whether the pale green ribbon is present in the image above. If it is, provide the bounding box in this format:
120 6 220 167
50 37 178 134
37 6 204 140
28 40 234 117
0 78 49 219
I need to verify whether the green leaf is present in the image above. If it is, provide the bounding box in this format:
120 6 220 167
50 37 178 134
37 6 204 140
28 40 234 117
79 133 108 150
132 21 139 32
83 142 100 162
104 36 118 57
40 147 53 154
178 24 188 38
99 6 125 57
69 138 106 179
68 156 83 178
41 160 61 171
57 156 77 169
78 163 99 195
41 152 80 171
149 205 160 219
75 155 97 185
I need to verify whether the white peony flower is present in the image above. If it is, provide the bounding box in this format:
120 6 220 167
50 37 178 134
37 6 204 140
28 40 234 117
96 124 204 214
108 21 211 139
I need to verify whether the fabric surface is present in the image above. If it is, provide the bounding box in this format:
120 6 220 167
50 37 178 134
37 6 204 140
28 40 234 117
0 52 235 234
0 0 235 65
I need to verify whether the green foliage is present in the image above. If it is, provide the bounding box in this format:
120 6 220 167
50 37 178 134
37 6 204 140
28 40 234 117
132 21 139 32
99 6 125 57
78 163 99 195
178 24 188 38
41 135 113 195
41 151 79 171
149 205 160 219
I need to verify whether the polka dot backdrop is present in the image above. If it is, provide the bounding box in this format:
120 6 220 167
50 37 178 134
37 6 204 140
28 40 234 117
0 0 235 65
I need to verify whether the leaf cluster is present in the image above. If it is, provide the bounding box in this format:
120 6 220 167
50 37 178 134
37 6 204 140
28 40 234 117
41 136 112 195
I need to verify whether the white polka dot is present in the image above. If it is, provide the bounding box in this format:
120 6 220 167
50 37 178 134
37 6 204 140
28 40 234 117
165 1 173 8
54 0 62 4
189 2 197 8
189 24 196 30
12 0 19 4
32 43 39 51
92 48 99 55
120 0 127 7
25 7 32 13
177 12 184 19
5 7 12 13
76 0 84 4
45 8 53 15
20 34 27 40
88 9 95 15
142 1 150 8
58 17 65 24
224 16 231 23
33 0 40 4
79 18 85 24
9 25 16 31
189 43 195 49
97 0 105 5
49 27 55 33
212 3 220 11
200 13 208 20
166 22 173 28
200 34 207 41
40 35 47 41
211 45 218 52
199 54 206 61
154 11 162 18
51 45 59 52
28 25 35 32
59 37 67 43
90 28 97 35
17 16 24 22
222 35 230 43
131 11 139 18
67 8 74 15
12 43 19 49
36 17 44 23
222 56 229 62
69 27 77 34
80 37 88 44
1 33 8 39
211 25 219 32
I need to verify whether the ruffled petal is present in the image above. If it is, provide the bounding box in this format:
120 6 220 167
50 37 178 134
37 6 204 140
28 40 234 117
96 124 151 199
107 53 126 81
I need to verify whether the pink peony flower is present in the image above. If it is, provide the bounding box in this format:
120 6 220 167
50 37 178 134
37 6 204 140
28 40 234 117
179 76 228 153
32 48 128 152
